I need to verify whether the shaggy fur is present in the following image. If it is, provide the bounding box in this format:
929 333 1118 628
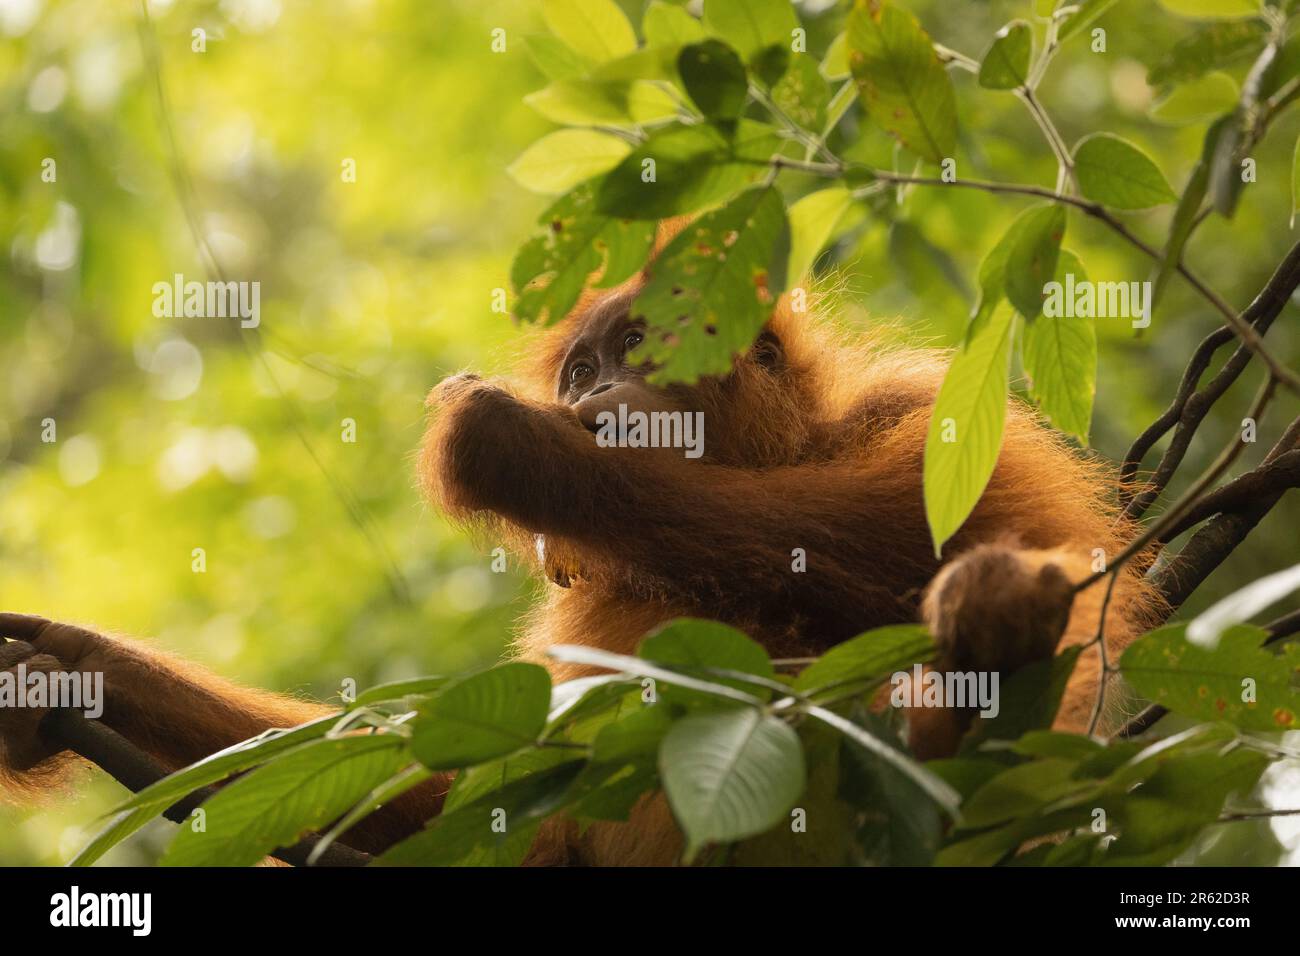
413 230 1159 863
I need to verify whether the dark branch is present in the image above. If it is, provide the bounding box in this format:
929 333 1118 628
1157 448 1300 543
1120 240 1300 519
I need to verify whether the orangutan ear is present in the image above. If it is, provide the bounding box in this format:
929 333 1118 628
753 329 785 371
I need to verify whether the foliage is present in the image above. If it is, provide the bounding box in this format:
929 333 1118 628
5 0 1300 866
72 611 1298 866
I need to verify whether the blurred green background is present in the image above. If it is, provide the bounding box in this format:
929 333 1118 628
0 0 1297 865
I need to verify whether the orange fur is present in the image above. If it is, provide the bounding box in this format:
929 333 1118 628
418 261 1161 863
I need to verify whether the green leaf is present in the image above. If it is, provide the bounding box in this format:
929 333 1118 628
542 0 637 63
643 1 706 47
522 34 594 82
548 643 766 705
804 704 962 815
978 20 1032 90
966 204 1054 341
1157 0 1259 19
962 646 1082 748
958 757 1096 830
511 182 656 325
1149 72 1239 124
639 618 775 694
546 673 638 726
507 129 633 195
772 53 831 131
1023 249 1096 441
592 704 675 763
1058 0 1120 41
567 757 661 822
677 40 748 120
377 760 586 866
308 764 434 865
839 711 942 865
1120 623 1300 731
702 0 799 63
349 676 449 710
595 120 782 219
794 624 934 694
1005 203 1067 320
525 78 677 127
660 707 805 858
1074 133 1177 210
70 713 340 866
410 663 553 770
785 186 854 282
629 184 787 383
1106 747 1269 865
1188 563 1300 647
846 0 957 162
937 807 1092 866
1150 118 1226 314
889 220 972 304
161 736 407 866
923 303 1014 554
1011 730 1105 761
1146 19 1267 86
822 31 849 80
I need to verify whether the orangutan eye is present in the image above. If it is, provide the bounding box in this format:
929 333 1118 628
623 331 643 352
569 362 594 385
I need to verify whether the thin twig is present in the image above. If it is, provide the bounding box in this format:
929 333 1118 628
1076 375 1279 594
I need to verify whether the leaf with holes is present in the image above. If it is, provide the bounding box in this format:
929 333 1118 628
511 183 656 325
1121 623 1300 732
629 185 787 383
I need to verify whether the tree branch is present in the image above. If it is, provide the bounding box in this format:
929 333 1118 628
1158 448 1300 542
1120 240 1300 519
